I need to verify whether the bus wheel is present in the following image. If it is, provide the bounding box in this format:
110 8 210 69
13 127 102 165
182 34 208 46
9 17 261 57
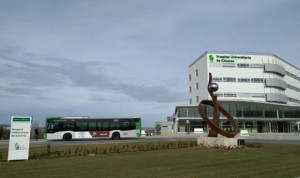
63 133 72 141
112 132 120 140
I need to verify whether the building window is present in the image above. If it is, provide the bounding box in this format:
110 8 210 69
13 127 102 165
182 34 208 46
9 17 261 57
195 83 199 90
222 63 235 68
237 63 249 68
212 77 223 82
224 93 237 97
189 74 191 81
238 78 251 83
189 86 192 93
215 93 223 97
195 69 198 77
249 64 263 68
196 96 199 103
251 93 265 98
178 108 188 117
190 98 192 104
223 77 236 82
251 78 264 83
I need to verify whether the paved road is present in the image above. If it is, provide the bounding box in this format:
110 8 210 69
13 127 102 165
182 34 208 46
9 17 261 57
1 134 300 149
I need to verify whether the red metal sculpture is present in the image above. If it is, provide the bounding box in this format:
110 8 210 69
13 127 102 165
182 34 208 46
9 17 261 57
198 73 239 138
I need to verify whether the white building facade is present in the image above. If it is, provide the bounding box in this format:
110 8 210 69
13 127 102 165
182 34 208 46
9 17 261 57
174 51 300 133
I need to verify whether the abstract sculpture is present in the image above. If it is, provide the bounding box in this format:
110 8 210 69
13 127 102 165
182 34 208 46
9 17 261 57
198 73 239 138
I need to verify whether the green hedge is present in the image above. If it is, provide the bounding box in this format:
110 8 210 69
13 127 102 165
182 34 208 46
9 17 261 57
0 141 198 161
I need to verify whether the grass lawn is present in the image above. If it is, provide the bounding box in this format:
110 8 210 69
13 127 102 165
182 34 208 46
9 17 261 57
0 142 300 178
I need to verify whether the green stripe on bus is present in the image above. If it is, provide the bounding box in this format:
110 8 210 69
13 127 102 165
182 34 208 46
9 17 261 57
46 116 62 120
43 132 47 140
135 118 142 137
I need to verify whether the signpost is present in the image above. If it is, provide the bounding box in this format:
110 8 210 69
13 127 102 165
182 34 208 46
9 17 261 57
186 119 190 134
8 116 32 162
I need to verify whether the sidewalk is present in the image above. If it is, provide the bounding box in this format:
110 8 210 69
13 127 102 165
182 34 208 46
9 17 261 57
246 133 300 140
161 132 300 140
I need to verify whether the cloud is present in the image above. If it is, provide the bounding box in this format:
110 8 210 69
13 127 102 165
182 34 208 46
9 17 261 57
0 47 186 103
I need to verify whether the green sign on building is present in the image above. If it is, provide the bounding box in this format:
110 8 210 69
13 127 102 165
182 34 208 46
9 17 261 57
208 54 251 63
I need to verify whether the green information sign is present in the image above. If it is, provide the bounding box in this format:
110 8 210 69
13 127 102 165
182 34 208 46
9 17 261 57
8 116 32 161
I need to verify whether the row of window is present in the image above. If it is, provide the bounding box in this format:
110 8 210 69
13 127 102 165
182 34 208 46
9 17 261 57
212 77 264 83
288 97 300 104
190 78 264 93
177 104 300 118
191 95 300 105
190 63 264 81
192 65 299 82
47 121 137 132
215 93 265 98
212 78 300 93
237 63 264 68
209 63 264 68
191 80 299 94
286 84 300 92
286 71 300 81
191 93 265 104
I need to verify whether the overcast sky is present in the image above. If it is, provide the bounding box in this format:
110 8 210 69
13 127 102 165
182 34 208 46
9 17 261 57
1 0 300 127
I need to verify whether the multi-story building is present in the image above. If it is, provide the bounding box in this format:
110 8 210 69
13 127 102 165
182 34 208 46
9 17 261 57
174 51 300 133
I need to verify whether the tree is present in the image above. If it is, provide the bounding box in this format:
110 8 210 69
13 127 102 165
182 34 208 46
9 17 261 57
0 127 3 139
155 124 161 135
0 127 10 140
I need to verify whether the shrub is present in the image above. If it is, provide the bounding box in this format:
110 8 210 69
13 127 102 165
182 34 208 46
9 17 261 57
0 127 10 140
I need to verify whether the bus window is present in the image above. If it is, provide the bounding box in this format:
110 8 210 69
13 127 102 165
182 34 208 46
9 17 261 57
46 122 57 133
102 122 109 131
76 122 88 131
61 122 75 131
110 121 120 130
47 122 53 130
122 121 130 130
97 122 102 131
88 122 97 131
131 121 136 129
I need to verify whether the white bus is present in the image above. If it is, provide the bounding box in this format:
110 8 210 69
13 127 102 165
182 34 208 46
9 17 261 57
43 116 142 141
